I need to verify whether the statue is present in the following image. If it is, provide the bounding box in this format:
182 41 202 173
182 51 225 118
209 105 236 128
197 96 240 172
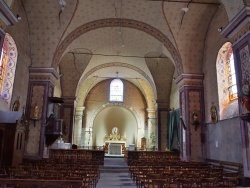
33 104 40 119
103 127 123 141
112 127 118 134
12 96 20 111
191 111 199 131
242 80 250 114
210 102 218 124
121 132 126 141
110 127 120 140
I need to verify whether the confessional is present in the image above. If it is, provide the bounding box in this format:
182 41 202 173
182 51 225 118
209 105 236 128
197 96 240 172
0 111 27 167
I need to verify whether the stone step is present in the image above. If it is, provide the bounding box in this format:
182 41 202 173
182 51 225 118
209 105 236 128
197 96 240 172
100 166 129 173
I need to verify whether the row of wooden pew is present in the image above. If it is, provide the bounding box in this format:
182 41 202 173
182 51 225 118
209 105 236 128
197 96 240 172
125 151 240 188
0 158 100 188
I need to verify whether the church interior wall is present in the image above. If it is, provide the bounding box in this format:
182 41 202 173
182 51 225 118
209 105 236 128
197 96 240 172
203 4 242 163
206 117 243 163
83 79 147 147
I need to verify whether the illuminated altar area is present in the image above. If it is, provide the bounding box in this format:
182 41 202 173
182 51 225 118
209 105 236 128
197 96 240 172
104 127 126 155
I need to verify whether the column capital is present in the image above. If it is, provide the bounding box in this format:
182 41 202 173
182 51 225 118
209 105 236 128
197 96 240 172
75 106 85 116
75 106 85 111
146 108 155 113
175 73 204 88
29 67 60 84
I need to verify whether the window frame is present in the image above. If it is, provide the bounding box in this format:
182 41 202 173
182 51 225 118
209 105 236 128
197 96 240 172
109 78 124 102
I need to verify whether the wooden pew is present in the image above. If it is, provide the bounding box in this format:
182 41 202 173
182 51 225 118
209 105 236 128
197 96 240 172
0 179 84 188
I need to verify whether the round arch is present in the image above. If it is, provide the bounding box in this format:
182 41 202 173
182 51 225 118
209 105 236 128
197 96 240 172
76 62 157 104
87 102 144 147
89 102 142 130
52 18 183 75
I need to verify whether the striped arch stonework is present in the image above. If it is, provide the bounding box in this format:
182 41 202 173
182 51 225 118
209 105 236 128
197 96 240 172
52 18 183 74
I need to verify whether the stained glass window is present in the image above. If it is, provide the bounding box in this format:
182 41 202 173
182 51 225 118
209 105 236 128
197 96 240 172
0 33 18 109
0 41 7 90
227 53 237 100
216 42 239 120
110 79 123 102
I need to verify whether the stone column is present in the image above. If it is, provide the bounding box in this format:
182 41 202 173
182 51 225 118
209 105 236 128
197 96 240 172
25 67 59 159
147 108 157 149
60 97 76 143
73 106 85 146
221 7 250 177
176 74 204 161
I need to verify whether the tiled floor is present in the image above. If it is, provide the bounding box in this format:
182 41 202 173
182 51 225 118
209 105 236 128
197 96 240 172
96 157 136 188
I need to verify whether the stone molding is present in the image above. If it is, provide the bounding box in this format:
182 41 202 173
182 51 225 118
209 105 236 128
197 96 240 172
29 67 60 85
176 73 204 87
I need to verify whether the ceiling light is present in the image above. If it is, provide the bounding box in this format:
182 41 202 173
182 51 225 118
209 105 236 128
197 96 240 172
59 0 66 6
59 0 66 10
16 15 21 21
218 27 223 32
181 7 189 13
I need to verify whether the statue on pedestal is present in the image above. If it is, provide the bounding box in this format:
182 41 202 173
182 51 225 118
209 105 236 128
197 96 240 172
110 127 120 140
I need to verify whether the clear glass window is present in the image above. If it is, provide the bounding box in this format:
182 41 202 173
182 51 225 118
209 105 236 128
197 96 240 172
110 79 123 102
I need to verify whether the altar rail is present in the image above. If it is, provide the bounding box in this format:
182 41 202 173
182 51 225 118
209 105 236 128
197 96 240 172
124 150 180 165
49 149 105 165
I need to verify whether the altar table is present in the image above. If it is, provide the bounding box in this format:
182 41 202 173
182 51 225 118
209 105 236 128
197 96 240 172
109 143 122 155
104 140 126 155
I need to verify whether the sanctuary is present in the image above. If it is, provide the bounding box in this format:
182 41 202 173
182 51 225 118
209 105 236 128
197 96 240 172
103 127 126 155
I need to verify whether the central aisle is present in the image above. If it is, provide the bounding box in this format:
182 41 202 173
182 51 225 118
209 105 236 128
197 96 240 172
96 157 136 188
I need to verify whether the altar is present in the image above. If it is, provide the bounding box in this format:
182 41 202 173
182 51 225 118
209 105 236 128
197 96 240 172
105 140 126 155
103 127 126 155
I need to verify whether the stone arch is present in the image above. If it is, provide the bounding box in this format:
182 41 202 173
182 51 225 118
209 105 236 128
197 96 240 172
52 18 183 75
77 62 157 100
89 102 142 130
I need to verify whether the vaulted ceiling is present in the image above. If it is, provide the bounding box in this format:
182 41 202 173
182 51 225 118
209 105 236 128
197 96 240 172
19 0 246 108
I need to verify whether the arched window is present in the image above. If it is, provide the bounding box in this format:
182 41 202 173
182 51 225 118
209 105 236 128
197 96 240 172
216 42 238 120
228 53 237 101
110 79 123 102
0 33 18 109
0 41 7 90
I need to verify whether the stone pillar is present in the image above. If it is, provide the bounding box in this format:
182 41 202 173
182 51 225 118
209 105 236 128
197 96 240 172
158 107 169 151
221 7 250 177
176 74 204 161
73 106 85 146
25 67 59 159
60 97 76 143
147 108 157 149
